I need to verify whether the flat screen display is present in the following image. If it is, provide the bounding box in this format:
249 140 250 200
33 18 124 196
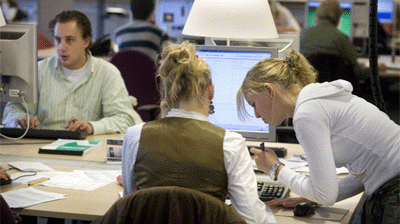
196 45 278 142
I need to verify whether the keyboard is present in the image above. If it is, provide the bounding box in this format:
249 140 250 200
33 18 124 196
256 175 290 202
0 127 88 140
226 175 290 202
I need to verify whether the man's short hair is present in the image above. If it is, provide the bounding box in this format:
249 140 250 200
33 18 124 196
130 0 155 20
316 0 342 26
49 10 92 40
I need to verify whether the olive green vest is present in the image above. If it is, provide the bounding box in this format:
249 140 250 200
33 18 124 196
134 117 228 201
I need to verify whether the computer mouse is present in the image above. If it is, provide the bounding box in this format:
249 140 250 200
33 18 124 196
293 202 315 217
0 178 12 186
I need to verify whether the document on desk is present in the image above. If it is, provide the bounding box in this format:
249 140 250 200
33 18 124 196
0 187 66 208
8 161 55 172
254 155 349 174
41 170 121 191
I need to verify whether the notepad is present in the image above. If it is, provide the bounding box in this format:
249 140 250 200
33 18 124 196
38 139 101 156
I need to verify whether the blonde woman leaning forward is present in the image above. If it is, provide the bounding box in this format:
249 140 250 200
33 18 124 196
121 41 273 224
237 49 400 224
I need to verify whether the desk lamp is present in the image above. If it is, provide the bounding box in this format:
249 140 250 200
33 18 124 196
182 0 278 45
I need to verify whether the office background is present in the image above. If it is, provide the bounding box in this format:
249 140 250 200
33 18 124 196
1 0 399 125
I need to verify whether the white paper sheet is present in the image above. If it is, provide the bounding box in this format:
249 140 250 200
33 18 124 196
0 187 66 208
41 170 121 191
8 161 55 172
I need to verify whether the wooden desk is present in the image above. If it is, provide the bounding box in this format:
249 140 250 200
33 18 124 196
0 141 363 223
0 133 124 162
0 166 122 221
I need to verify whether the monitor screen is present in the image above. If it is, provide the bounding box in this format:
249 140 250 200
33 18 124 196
155 0 193 36
377 0 394 23
0 23 38 104
195 45 278 142
306 1 352 36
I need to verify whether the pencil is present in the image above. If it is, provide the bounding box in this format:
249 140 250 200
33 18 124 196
27 177 49 186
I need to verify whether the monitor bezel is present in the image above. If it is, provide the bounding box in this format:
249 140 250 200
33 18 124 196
195 45 278 142
0 23 38 104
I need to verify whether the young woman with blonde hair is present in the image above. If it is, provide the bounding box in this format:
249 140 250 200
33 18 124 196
122 41 272 223
238 49 400 224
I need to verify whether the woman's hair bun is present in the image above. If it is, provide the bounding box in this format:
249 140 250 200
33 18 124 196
158 43 196 78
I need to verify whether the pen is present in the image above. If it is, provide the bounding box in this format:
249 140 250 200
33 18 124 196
260 142 265 151
1 168 12 172
27 177 49 186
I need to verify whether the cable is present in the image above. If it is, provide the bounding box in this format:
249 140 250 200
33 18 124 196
11 171 37 181
369 0 387 113
0 94 31 140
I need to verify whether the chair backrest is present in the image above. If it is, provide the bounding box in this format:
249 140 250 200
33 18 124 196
94 186 246 224
109 49 160 121
306 53 360 92
37 33 53 50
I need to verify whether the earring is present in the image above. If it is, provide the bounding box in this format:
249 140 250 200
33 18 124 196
209 101 215 114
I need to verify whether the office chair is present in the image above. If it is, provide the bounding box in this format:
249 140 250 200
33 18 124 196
109 49 160 121
37 33 53 50
93 186 246 224
305 53 367 98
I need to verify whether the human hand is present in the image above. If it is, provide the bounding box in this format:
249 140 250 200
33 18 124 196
116 175 123 186
66 116 94 134
265 197 316 208
249 147 280 173
378 62 387 71
0 166 10 181
16 115 40 129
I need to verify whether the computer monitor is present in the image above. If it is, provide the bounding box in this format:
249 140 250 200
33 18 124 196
377 0 394 23
195 45 278 142
211 34 299 59
0 23 38 104
305 0 352 37
155 0 193 38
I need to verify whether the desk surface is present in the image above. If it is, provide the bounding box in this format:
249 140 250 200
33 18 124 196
358 56 400 77
0 140 363 223
0 133 125 162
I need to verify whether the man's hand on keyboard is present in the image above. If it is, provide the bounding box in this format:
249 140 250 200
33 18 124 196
17 115 40 129
66 116 94 135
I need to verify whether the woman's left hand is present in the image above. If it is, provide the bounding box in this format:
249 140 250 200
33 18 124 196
249 147 280 173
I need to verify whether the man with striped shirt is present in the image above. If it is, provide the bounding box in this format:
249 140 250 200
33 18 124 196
113 0 169 61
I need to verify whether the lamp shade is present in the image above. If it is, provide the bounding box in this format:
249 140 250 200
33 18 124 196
182 0 278 40
0 7 6 26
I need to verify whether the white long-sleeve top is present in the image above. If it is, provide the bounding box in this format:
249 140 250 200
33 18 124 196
122 109 271 224
278 80 400 206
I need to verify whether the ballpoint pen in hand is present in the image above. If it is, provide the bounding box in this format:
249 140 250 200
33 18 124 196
260 142 265 151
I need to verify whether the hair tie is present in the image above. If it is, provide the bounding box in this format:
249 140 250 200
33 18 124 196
285 57 295 69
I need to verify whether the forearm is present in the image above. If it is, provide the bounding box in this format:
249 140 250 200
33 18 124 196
90 112 138 135
336 174 364 202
